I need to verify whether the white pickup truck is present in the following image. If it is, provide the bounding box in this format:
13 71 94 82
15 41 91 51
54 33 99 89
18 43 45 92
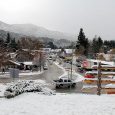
53 77 76 88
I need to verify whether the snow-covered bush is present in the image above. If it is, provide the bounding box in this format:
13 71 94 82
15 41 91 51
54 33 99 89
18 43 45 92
4 80 55 98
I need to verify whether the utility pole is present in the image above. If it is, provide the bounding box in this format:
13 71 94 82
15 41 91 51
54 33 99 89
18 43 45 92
70 59 73 80
70 47 74 90
39 52 42 72
97 62 102 95
70 45 74 81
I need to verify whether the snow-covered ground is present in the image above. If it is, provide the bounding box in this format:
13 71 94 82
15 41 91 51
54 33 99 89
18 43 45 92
0 61 115 115
0 81 115 115
0 92 115 115
0 84 7 97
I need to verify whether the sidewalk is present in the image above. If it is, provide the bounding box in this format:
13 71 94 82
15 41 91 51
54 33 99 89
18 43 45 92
0 70 44 78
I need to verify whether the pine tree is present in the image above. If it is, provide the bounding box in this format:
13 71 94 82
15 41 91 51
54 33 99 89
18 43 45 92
10 38 17 50
98 37 103 49
92 37 98 53
6 33 11 44
47 42 57 49
0 38 4 46
76 28 89 56
92 36 103 53
78 28 86 47
17 40 21 49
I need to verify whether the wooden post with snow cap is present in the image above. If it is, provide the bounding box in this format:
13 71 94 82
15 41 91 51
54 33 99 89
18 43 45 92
97 62 102 95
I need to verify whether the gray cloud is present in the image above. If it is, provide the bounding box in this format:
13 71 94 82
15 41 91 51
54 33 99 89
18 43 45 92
0 0 115 40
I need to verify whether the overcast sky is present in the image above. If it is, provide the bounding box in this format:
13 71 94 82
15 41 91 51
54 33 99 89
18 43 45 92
0 0 115 40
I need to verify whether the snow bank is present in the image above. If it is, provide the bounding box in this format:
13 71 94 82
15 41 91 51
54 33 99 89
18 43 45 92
54 61 84 82
19 71 44 76
73 71 84 82
82 84 97 89
0 84 7 97
54 62 66 73
0 73 10 78
4 80 55 98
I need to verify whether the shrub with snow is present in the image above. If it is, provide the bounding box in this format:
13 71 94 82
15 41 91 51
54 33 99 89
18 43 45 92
4 80 55 98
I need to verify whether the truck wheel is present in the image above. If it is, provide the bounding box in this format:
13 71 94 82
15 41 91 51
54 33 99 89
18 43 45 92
72 83 76 88
56 86 59 88
59 84 63 88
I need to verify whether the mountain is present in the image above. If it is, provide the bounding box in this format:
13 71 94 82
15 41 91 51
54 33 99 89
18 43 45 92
0 21 73 47
0 21 76 40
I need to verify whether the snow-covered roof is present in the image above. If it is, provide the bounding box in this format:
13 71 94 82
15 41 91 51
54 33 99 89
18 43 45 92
87 59 115 66
9 53 17 58
105 84 115 88
23 62 33 65
84 77 115 81
9 60 20 66
65 49 73 54
22 49 29 51
91 65 115 68
85 71 115 75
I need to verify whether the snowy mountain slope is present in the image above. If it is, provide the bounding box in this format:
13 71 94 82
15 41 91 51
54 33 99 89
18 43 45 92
0 21 76 40
0 29 25 40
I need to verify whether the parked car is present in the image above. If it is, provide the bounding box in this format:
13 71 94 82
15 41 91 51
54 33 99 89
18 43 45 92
84 74 95 78
47 56 52 60
43 63 48 70
76 62 81 67
77 67 85 73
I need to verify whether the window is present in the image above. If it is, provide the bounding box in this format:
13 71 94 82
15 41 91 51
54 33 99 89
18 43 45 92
64 80 67 82
94 62 97 65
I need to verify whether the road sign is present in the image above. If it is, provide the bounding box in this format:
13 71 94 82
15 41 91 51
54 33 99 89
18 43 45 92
9 68 19 78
